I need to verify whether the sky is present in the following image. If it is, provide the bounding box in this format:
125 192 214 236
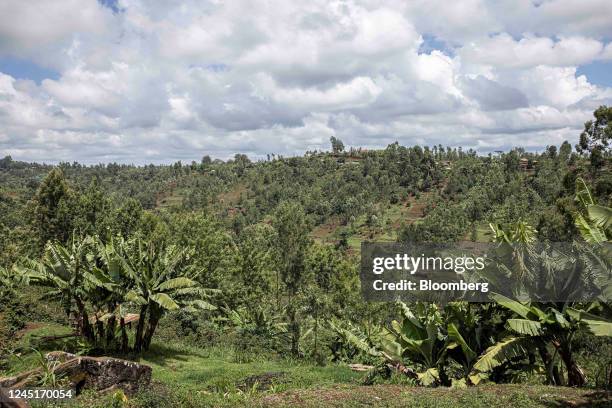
0 0 611 164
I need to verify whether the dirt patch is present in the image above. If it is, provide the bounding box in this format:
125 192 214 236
311 218 341 241
217 183 248 206
15 322 44 339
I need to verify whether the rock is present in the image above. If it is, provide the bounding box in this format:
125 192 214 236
53 356 152 395
0 353 152 397
45 351 77 363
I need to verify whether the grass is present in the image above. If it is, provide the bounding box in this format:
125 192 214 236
5 332 612 408
254 384 612 408
1 321 75 376
137 342 360 395
463 223 493 242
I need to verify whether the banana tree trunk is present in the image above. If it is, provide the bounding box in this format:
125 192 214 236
75 298 94 343
134 305 148 352
559 344 586 387
120 317 129 353
538 344 562 385
106 314 116 347
143 314 160 351
95 318 104 344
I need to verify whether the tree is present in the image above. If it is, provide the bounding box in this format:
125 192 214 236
330 136 345 154
231 224 278 309
17 238 97 341
30 169 74 247
576 106 611 171
118 237 217 351
113 198 144 239
559 141 572 162
72 179 112 238
488 294 612 386
273 201 311 357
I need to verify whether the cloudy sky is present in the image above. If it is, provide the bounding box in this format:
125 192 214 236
1 0 611 164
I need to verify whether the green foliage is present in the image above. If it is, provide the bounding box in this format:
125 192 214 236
1 118 611 403
576 105 612 171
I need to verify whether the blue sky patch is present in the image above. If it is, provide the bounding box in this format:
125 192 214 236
577 61 612 88
0 57 60 84
98 0 121 14
419 34 455 56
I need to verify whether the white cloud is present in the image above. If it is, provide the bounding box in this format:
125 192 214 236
0 0 610 163
0 0 114 68
459 34 605 69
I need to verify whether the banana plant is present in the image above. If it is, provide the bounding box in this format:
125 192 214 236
15 237 99 341
444 302 503 386
574 178 611 244
116 236 218 351
386 302 449 386
482 293 612 386
89 236 134 351
331 302 495 386
0 265 26 298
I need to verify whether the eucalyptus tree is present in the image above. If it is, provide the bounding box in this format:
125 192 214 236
273 201 311 357
576 105 611 171
28 168 74 249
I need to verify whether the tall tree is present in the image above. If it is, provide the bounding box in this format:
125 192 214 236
576 105 611 171
273 201 311 357
30 169 74 246
330 136 345 154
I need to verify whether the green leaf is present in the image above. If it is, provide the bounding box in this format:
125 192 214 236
156 277 196 291
575 213 607 243
588 205 612 230
491 293 531 318
451 378 468 389
447 323 476 362
575 177 594 208
469 373 486 385
417 368 439 386
188 300 217 311
125 290 147 305
567 308 612 336
506 319 543 336
328 321 381 358
473 337 527 372
380 335 403 362
150 293 180 310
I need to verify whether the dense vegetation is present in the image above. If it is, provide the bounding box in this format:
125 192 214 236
0 107 610 407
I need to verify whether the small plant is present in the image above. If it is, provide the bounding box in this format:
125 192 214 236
111 389 129 408
32 348 60 387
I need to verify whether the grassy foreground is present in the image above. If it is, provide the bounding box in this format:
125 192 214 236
65 343 612 407
71 382 612 408
5 323 611 407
